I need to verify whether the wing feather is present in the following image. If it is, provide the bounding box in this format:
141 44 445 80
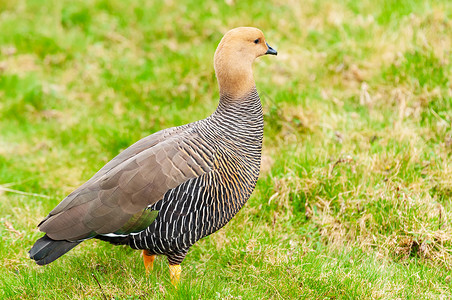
38 124 215 241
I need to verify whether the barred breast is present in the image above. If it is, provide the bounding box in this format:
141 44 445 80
129 89 263 264
29 27 276 284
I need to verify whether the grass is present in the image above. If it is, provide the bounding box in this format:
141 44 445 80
0 0 451 298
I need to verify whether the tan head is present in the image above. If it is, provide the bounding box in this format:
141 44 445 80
214 27 277 98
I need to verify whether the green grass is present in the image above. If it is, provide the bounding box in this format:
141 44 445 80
1 0 451 298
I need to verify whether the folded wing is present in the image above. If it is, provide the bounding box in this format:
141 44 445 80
38 125 214 241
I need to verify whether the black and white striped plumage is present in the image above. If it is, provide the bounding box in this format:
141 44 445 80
29 27 276 273
112 90 264 264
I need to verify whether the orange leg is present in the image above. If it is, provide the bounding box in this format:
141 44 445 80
142 250 156 274
169 264 181 286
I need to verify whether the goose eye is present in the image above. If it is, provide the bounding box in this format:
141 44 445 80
254 39 260 44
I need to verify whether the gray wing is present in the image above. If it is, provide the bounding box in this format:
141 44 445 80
38 124 214 241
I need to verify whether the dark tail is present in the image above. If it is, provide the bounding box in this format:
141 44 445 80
29 235 81 265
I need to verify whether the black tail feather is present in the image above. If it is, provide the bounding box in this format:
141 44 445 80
29 235 81 265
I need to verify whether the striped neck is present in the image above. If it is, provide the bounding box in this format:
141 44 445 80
204 88 264 150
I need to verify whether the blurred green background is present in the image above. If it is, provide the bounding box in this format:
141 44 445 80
0 0 451 298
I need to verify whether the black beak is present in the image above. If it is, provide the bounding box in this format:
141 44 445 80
265 42 277 55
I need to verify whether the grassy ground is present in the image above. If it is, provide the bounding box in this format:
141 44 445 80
0 0 451 298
